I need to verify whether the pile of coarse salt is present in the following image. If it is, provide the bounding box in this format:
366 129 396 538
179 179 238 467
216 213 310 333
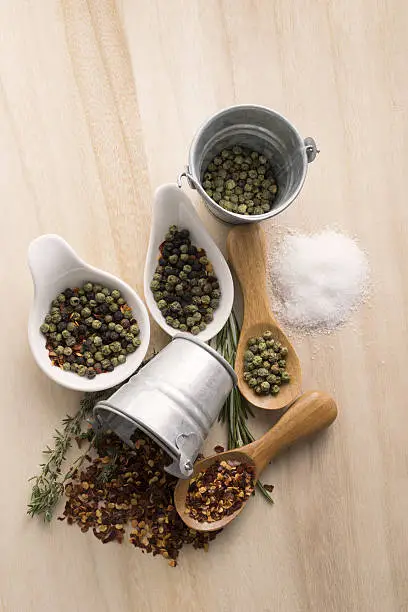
268 229 369 333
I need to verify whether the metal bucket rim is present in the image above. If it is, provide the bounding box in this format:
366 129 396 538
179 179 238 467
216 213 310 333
173 332 237 384
93 401 181 461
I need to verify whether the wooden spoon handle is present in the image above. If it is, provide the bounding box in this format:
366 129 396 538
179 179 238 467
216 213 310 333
227 224 272 321
248 391 338 474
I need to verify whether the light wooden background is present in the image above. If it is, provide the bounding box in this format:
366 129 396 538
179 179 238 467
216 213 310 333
0 1 407 611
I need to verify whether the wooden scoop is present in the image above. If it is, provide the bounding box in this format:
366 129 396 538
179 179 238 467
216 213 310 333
227 224 301 410
174 390 337 532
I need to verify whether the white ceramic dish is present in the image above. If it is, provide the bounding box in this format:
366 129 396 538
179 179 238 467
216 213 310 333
28 234 150 392
144 184 234 342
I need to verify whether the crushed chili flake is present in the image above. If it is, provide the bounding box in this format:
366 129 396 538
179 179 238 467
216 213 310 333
263 484 274 492
185 459 256 523
60 432 220 566
213 445 225 454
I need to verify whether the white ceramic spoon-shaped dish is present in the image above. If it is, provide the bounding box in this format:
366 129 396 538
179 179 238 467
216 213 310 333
144 184 234 342
28 234 150 392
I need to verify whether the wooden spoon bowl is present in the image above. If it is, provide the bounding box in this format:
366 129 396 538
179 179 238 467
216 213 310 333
227 224 302 410
175 390 338 532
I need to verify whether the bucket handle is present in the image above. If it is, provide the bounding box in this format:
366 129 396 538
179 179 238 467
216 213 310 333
177 168 199 191
304 137 319 163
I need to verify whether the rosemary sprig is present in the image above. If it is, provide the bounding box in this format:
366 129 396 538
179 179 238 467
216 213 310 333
211 311 274 503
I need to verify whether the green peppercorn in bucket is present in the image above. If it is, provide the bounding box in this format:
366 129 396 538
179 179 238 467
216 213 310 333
178 105 318 224
92 333 237 479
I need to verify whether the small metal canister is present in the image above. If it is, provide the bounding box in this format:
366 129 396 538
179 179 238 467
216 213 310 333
178 104 318 225
93 333 237 479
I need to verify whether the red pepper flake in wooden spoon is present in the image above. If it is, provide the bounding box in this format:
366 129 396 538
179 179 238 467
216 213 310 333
185 459 256 523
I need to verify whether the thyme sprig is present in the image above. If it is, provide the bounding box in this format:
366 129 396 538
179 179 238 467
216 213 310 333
27 385 129 521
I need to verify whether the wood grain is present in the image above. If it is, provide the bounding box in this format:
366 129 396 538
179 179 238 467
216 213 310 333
0 1 407 611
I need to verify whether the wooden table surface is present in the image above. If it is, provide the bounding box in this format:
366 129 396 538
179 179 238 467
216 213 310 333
1 2 407 611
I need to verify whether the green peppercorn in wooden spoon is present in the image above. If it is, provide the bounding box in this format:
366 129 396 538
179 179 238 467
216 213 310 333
174 390 338 532
227 224 302 410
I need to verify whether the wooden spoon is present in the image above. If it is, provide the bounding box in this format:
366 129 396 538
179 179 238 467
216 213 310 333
227 224 301 410
174 390 337 532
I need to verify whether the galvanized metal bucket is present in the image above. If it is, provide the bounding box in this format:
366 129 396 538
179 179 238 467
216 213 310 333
93 333 237 479
178 104 318 225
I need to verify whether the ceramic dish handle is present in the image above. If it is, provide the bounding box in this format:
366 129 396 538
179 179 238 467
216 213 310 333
28 234 84 289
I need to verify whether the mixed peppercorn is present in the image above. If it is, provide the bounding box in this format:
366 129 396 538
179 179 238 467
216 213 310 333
185 459 256 523
60 432 220 566
150 225 221 334
202 145 278 216
242 330 290 395
40 282 140 378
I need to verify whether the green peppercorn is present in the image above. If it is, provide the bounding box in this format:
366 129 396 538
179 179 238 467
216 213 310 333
101 359 111 369
40 323 50 334
62 362 71 372
95 292 105 303
244 350 254 362
111 289 121 299
117 354 126 365
257 368 269 378
93 336 102 347
102 345 111 356
271 385 280 395
66 337 76 347
260 381 270 394
109 303 119 312
83 282 93 292
278 359 286 368
63 347 72 356
252 355 263 367
281 371 290 383
92 320 102 330
157 300 167 310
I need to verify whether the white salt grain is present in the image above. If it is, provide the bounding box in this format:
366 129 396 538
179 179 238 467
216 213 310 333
269 230 369 333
